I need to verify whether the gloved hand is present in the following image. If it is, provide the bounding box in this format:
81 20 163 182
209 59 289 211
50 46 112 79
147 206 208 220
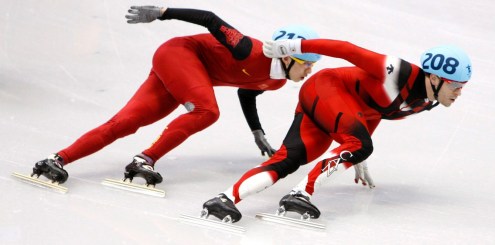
263 39 302 58
125 6 164 24
252 129 276 157
354 161 375 189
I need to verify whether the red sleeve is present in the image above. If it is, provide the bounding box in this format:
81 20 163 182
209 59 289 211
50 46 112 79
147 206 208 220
302 39 387 80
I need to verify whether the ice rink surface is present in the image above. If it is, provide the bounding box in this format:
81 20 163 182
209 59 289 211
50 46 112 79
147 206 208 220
1 0 494 244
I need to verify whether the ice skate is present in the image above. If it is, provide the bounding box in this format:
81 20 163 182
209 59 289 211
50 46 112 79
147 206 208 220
31 153 69 184
12 154 69 193
101 155 165 197
255 191 325 230
277 191 320 219
179 194 245 234
124 155 163 186
201 194 242 223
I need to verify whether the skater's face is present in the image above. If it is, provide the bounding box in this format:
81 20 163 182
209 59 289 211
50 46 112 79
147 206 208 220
429 75 466 107
282 56 314 82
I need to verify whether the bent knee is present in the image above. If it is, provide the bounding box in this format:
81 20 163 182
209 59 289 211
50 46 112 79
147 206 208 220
184 101 220 121
267 154 306 179
351 139 373 163
198 107 220 125
183 106 220 133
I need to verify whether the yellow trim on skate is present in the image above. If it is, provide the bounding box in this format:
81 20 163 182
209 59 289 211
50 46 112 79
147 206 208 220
11 172 68 194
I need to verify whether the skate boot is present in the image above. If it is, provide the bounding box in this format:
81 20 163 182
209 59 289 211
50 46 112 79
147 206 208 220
202 194 242 223
32 153 69 184
278 191 320 220
124 154 162 186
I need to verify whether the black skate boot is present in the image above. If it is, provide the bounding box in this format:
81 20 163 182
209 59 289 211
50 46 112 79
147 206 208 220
32 153 69 184
124 154 162 186
278 191 321 219
202 194 242 223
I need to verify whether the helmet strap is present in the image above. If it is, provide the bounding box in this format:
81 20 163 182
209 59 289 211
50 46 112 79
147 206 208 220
429 101 440 109
281 58 296 80
430 75 444 100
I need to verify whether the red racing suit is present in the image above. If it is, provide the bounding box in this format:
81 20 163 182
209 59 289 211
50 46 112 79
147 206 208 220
225 39 437 203
57 9 285 164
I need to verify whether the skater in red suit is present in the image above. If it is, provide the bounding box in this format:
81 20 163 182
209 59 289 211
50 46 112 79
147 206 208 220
29 6 322 186
202 38 472 223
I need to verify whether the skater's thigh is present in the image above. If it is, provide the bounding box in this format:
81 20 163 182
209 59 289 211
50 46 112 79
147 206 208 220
313 89 367 135
113 71 179 125
153 47 214 102
156 61 219 113
271 112 332 167
299 114 333 163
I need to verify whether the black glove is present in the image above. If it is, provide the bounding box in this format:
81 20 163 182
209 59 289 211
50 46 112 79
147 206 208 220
252 130 276 157
125 6 163 24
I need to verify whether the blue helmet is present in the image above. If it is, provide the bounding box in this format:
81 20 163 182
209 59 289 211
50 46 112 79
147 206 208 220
272 25 321 62
420 45 472 82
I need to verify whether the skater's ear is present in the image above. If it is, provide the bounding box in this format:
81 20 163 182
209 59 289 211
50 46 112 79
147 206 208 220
281 56 292 66
429 74 442 86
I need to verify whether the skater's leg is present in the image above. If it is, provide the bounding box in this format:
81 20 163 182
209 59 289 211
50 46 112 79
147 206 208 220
142 85 219 162
222 111 331 204
142 47 220 162
58 71 179 164
292 129 372 195
292 78 374 196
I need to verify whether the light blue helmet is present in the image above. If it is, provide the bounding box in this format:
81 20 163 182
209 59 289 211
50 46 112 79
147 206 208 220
420 45 472 82
272 25 321 62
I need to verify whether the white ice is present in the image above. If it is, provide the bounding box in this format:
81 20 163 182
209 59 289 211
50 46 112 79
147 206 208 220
1 0 494 244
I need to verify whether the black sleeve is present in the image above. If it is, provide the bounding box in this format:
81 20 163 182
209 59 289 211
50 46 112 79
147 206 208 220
237 88 265 132
159 8 252 60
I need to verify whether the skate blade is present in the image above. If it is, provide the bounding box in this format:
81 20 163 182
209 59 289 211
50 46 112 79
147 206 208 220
11 172 68 194
179 214 246 234
255 212 326 230
101 178 165 198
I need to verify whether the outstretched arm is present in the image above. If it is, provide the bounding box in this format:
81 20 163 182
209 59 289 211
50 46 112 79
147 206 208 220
126 6 252 60
302 39 386 79
263 38 387 79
